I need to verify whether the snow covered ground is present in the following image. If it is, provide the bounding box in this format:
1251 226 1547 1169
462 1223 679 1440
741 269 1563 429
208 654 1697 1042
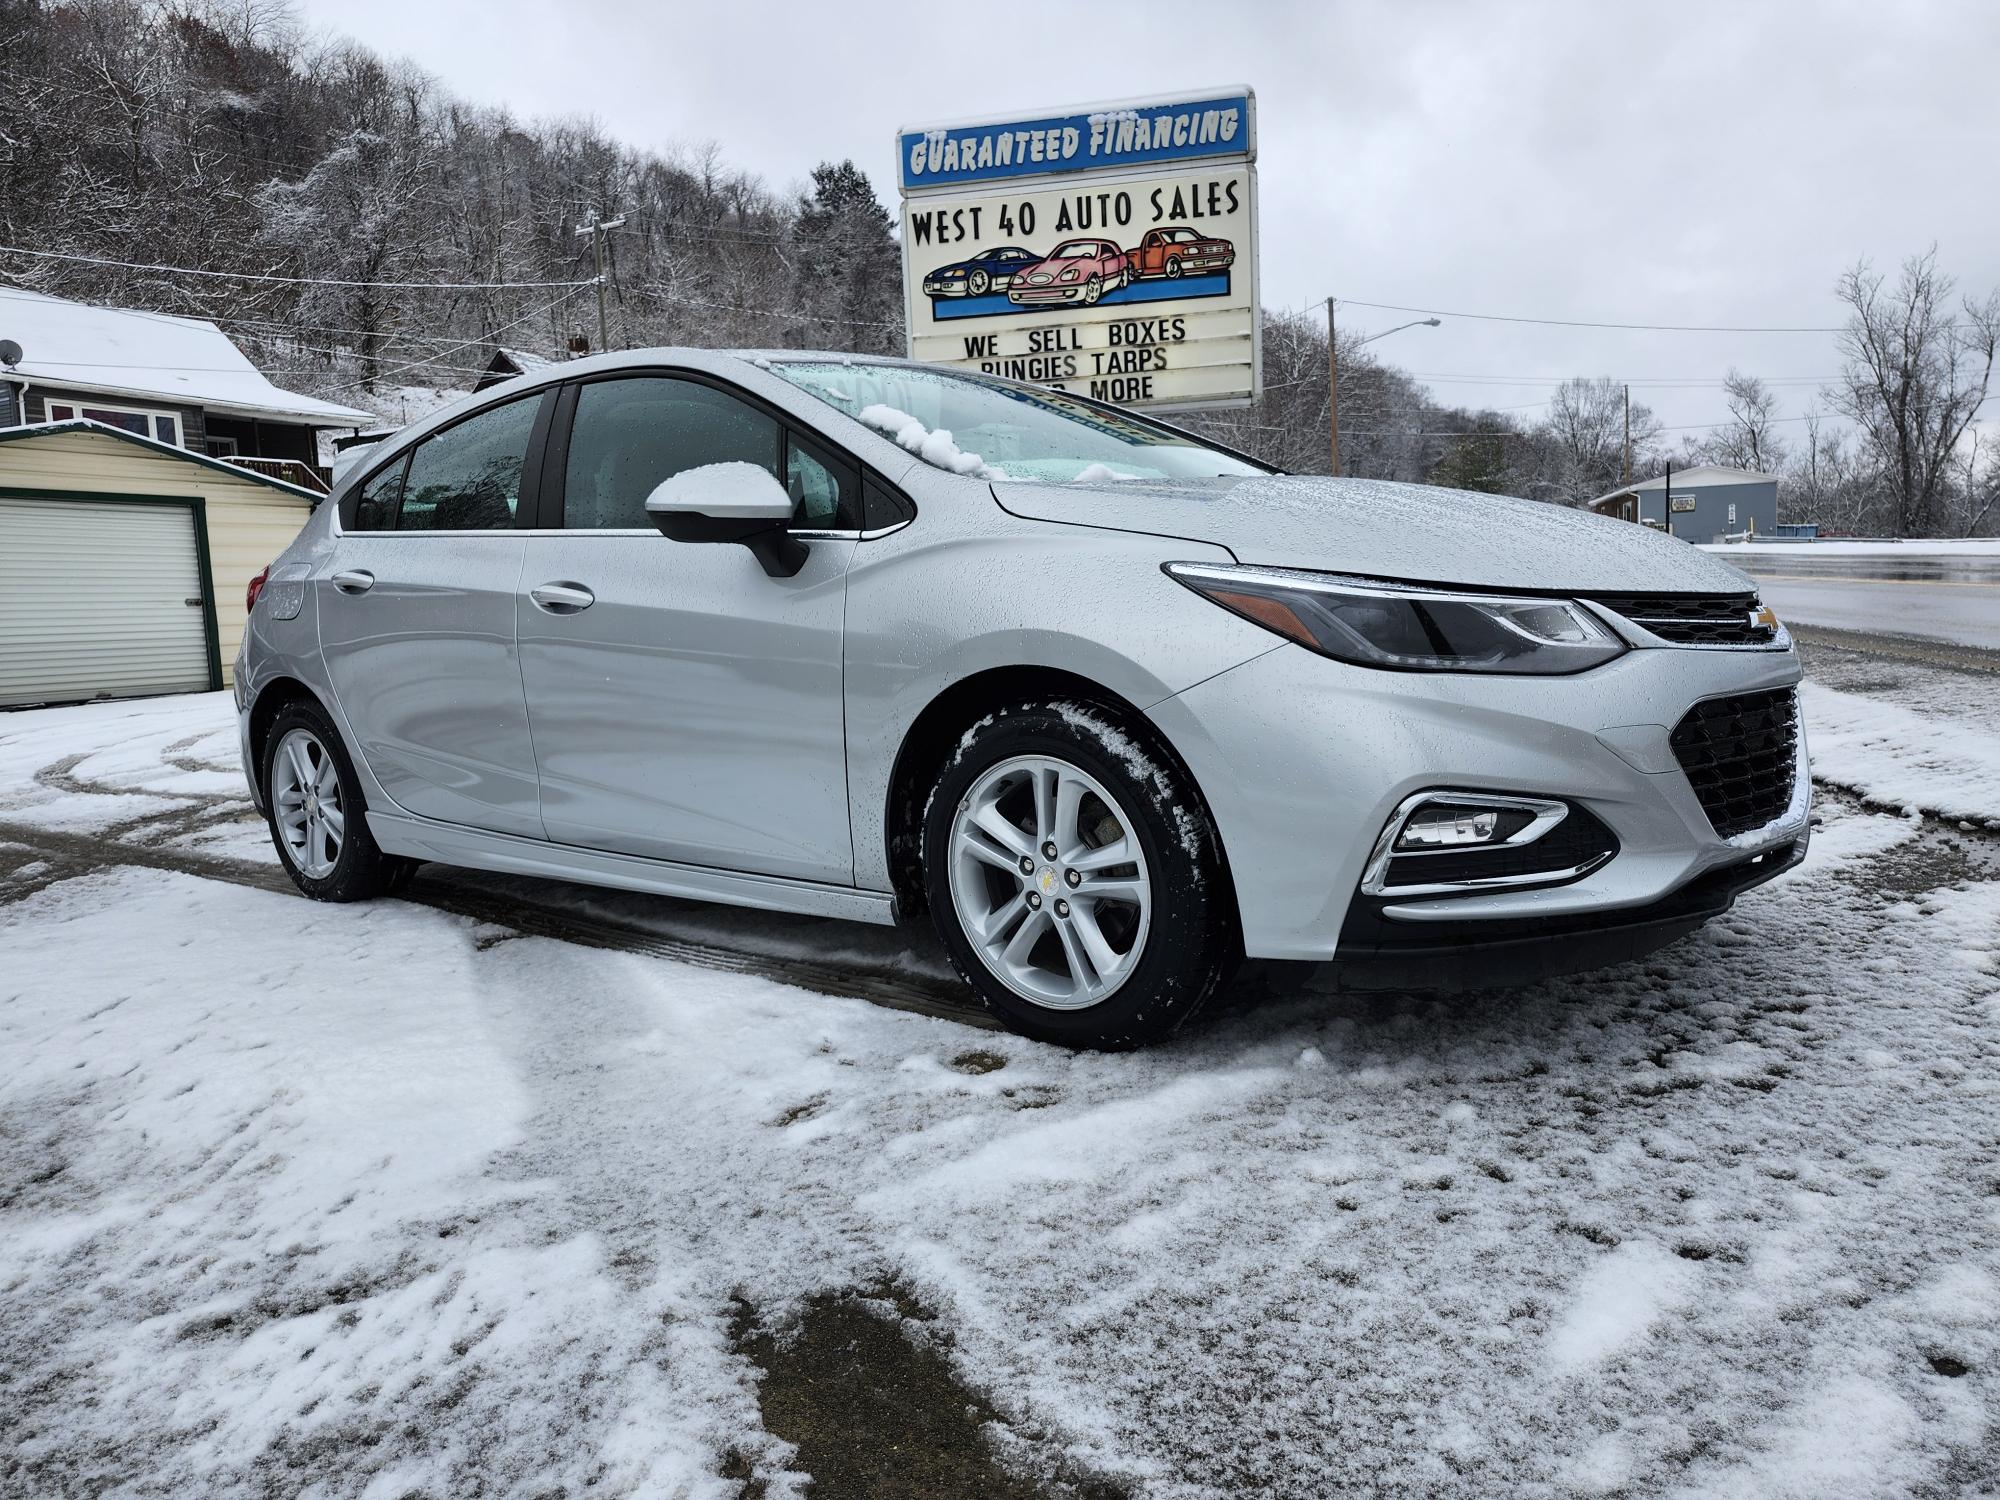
1803 680 2000 825
3 690 1998 1498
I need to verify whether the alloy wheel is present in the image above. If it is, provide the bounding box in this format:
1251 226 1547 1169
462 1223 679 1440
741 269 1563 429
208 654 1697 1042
271 727 345 878
947 754 1152 1009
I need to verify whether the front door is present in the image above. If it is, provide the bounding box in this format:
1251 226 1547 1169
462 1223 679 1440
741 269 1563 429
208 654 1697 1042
316 391 549 840
516 374 856 884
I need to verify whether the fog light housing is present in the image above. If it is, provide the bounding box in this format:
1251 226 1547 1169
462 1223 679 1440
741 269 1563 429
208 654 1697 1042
1362 792 1614 897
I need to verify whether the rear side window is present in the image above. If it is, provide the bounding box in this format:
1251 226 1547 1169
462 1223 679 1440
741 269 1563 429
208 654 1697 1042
563 377 780 530
397 395 541 531
350 457 406 532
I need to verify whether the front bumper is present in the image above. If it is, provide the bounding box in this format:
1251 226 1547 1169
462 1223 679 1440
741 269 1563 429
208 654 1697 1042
1146 641 1810 965
1009 284 1086 304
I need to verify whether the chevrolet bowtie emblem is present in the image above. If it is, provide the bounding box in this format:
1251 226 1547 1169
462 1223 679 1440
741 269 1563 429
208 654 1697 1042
1750 604 1779 633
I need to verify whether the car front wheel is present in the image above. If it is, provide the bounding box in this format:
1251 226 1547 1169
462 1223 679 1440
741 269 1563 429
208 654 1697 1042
922 701 1234 1048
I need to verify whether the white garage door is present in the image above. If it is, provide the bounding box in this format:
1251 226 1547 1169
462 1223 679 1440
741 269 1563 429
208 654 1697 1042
0 496 214 707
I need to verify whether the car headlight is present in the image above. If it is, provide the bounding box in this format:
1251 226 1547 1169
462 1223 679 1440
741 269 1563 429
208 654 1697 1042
1059 268 1079 281
1164 563 1626 675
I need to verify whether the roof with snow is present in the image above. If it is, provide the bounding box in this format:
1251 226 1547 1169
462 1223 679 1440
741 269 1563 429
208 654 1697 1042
474 346 556 391
1586 465 1778 511
0 418 321 501
0 287 375 426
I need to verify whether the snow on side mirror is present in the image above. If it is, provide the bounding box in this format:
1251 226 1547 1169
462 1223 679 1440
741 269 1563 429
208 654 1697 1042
644 462 807 578
644 462 795 522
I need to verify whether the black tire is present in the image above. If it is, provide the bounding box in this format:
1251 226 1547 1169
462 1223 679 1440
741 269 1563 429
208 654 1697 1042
967 269 990 295
921 701 1235 1049
1165 257 1183 280
1083 275 1102 305
261 698 417 902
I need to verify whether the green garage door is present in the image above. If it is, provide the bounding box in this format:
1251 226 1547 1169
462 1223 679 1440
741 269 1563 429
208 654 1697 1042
0 496 215 707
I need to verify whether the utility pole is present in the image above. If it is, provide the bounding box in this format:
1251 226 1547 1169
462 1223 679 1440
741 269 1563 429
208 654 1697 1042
574 208 627 355
1622 385 1632 485
1663 459 1673 540
1326 297 1340 477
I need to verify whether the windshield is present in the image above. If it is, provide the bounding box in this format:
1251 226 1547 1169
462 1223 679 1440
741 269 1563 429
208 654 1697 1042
1050 241 1097 258
766 361 1270 483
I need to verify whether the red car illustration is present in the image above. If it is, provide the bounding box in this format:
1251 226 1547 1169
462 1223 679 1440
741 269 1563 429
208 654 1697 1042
1006 238 1131 307
1128 226 1236 281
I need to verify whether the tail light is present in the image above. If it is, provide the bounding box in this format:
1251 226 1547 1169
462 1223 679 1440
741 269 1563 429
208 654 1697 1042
246 564 272 614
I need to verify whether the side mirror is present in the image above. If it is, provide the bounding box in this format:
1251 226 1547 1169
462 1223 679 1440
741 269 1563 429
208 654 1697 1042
643 462 808 578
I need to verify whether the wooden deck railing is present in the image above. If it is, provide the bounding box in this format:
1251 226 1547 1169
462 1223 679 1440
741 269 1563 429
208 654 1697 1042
224 455 331 494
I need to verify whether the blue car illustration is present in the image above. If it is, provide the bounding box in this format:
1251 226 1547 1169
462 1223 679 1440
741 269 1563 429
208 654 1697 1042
922 245 1042 299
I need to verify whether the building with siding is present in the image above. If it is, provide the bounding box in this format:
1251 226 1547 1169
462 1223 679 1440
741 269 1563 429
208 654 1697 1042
1585 465 1780 544
0 421 319 706
0 287 373 492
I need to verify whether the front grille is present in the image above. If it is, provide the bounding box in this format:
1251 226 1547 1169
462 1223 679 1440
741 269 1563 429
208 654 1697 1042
1379 804 1618 888
1670 688 1799 838
1590 592 1770 645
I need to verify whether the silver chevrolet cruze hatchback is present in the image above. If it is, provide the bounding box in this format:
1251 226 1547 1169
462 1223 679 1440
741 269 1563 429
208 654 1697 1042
237 350 1810 1047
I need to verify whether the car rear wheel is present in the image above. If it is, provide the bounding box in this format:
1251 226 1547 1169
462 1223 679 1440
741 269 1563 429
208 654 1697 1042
922 701 1234 1048
263 700 416 903
968 269 990 295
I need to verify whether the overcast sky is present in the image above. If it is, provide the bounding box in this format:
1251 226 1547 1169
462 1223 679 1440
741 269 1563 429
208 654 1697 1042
296 0 1999 438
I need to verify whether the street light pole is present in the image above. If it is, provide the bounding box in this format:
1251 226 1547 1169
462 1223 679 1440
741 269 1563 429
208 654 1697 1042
1325 304 1442 477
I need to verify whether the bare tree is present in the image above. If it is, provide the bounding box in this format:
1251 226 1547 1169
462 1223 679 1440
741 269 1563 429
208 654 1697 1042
1707 369 1787 473
1955 428 1998 537
1830 247 2000 535
1539 377 1659 501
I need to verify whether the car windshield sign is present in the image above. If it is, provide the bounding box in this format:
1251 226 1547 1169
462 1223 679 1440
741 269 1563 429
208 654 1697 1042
767 361 1268 482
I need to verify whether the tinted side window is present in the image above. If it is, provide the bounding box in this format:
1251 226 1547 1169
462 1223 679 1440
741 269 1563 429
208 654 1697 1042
563 377 781 530
786 434 860 529
350 456 406 532
398 395 540 532
863 474 915 532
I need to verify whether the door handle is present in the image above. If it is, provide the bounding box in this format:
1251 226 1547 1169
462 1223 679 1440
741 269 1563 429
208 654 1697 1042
331 569 375 595
530 582 595 614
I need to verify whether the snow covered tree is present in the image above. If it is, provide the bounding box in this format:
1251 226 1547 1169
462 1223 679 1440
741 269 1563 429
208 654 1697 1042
789 160 901 355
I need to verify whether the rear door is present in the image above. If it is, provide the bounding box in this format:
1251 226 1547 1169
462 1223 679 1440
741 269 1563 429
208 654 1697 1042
316 391 550 840
515 372 857 883
0 495 213 706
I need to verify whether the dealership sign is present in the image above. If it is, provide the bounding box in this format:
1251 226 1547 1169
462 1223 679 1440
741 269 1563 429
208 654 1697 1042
896 89 1259 411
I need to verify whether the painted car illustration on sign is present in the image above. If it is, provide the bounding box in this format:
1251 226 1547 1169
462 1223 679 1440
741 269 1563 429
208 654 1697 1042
1129 226 1236 281
1006 239 1132 307
922 245 1042 299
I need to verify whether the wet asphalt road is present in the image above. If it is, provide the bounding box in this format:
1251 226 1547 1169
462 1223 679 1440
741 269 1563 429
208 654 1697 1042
1727 551 2000 651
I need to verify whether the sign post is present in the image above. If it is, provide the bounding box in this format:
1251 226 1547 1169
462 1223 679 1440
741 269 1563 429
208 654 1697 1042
896 89 1259 412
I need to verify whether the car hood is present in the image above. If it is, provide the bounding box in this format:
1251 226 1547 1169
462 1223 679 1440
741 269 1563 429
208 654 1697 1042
992 473 1757 594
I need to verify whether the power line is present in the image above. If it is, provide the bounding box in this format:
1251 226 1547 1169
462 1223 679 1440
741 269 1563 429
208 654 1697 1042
1339 298 1844 335
322 289 586 395
0 245 595 291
